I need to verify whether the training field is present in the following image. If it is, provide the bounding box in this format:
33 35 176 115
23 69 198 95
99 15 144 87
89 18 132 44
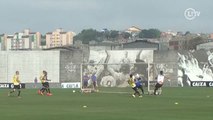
0 87 213 120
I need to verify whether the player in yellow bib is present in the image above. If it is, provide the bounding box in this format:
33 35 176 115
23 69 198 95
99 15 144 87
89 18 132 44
8 71 21 98
38 70 52 96
127 74 142 98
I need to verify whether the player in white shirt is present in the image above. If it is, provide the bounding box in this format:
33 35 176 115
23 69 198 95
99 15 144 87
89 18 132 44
154 71 165 95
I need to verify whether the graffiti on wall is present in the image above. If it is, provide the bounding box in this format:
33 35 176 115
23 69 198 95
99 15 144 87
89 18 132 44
65 62 78 73
178 50 213 87
82 50 153 87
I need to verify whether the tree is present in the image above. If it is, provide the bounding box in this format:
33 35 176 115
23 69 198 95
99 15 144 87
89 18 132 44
138 29 147 38
184 31 191 36
109 30 119 40
74 29 102 44
139 29 161 38
101 28 110 40
100 29 119 41
122 32 131 39
187 36 205 50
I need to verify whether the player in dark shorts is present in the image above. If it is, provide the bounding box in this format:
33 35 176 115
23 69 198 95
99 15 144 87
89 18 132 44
8 71 21 98
82 73 90 88
154 71 165 95
39 70 52 96
128 74 142 98
135 74 144 95
91 73 97 90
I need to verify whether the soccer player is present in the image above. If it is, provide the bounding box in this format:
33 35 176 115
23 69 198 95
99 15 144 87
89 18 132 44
91 73 97 91
135 74 144 95
39 70 52 96
82 73 90 88
8 71 21 98
127 74 142 98
154 71 165 95
34 77 38 88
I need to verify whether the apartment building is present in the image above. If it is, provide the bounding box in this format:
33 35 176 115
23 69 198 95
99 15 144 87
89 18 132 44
30 32 41 49
46 28 75 48
4 29 41 50
6 35 13 50
210 33 213 39
0 34 7 50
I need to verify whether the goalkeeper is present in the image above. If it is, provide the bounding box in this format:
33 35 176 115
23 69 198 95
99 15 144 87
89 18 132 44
154 71 166 95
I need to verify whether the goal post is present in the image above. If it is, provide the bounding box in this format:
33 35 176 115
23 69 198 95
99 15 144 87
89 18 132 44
147 63 156 94
80 62 176 94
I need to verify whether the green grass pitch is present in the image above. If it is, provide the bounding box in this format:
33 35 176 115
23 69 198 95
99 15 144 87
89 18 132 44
0 87 213 120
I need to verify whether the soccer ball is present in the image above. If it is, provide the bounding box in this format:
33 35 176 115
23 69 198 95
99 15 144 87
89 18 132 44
73 90 76 93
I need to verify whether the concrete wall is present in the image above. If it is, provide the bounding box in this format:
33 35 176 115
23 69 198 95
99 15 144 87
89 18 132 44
0 52 7 82
60 50 82 83
0 49 83 85
5 49 211 88
0 51 60 83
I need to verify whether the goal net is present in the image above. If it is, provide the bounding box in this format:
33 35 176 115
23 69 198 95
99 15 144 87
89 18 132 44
80 63 149 94
147 63 176 94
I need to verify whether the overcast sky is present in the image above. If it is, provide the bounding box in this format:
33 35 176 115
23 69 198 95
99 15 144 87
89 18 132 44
0 0 212 34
